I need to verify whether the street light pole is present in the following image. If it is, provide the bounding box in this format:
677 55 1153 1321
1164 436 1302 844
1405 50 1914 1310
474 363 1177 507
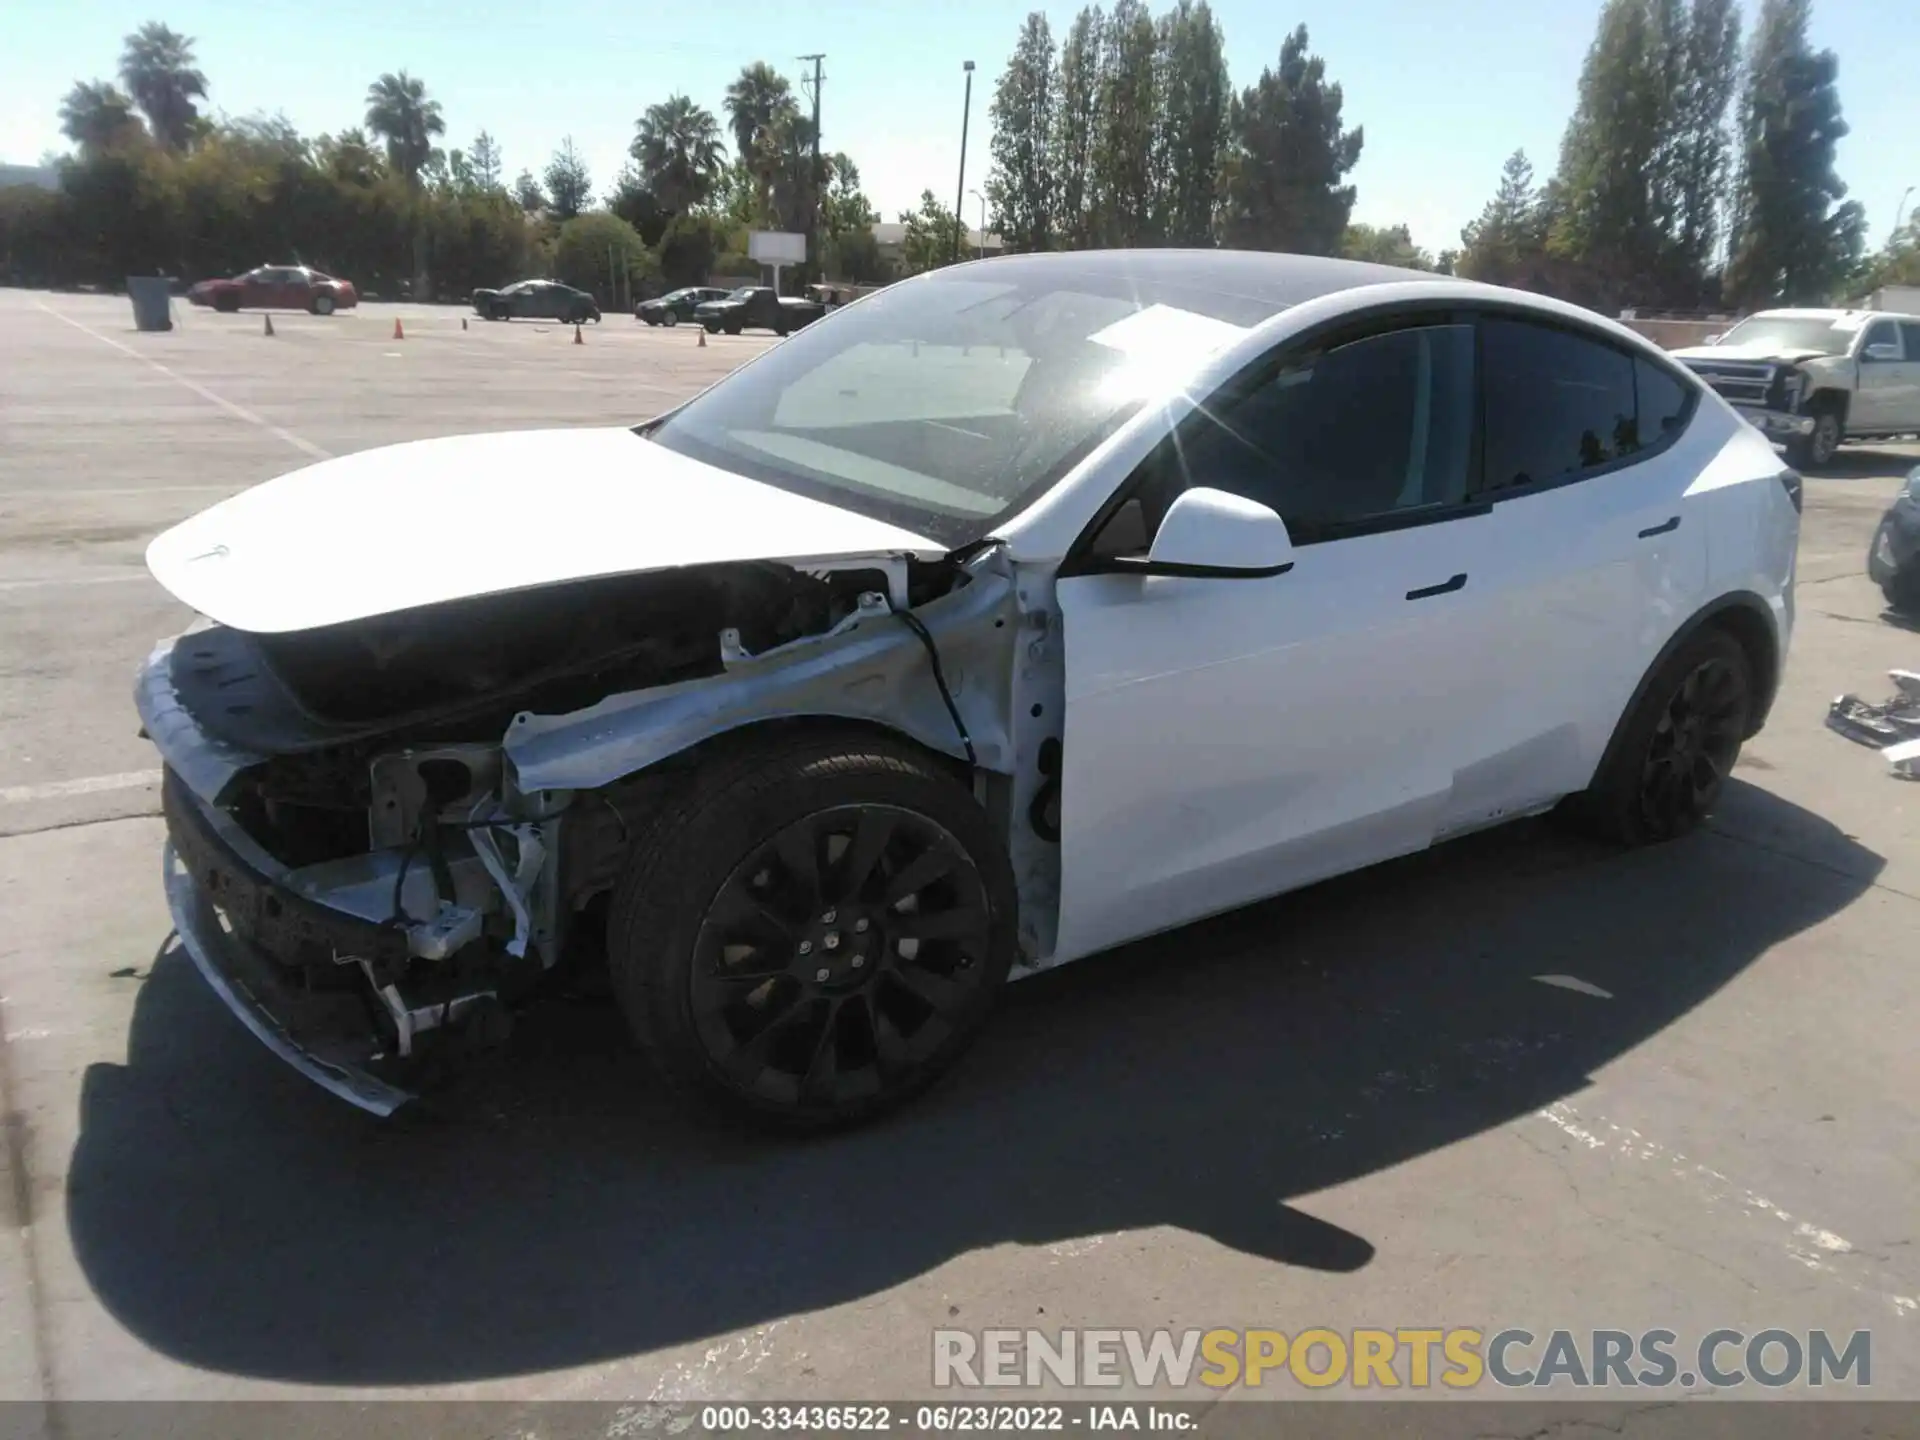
970 188 986 260
953 60 975 265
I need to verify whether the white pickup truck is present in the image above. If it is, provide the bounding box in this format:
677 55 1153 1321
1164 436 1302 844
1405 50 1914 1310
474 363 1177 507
1671 308 1920 468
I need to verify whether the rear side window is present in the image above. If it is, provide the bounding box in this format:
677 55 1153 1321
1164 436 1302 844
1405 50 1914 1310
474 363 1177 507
1482 319 1638 492
1901 322 1920 363
1634 358 1692 450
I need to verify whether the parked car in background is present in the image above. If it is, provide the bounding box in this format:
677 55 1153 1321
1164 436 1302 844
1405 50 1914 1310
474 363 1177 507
636 287 732 326
1671 308 1920 469
1869 464 1920 613
139 251 1797 1133
187 265 358 315
693 285 825 336
471 280 601 324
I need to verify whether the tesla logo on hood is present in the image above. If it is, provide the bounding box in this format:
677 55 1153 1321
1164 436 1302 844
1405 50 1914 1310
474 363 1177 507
187 543 230 562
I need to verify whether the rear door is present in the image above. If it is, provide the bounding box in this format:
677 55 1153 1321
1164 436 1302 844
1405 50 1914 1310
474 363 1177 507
1450 316 1710 823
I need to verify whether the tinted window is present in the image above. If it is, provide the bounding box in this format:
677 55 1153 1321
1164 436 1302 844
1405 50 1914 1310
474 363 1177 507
1156 323 1477 539
1634 358 1692 450
1482 319 1637 491
1903 323 1920 363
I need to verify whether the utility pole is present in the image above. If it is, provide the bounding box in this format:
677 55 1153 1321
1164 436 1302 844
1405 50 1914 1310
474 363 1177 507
800 53 826 283
954 60 975 265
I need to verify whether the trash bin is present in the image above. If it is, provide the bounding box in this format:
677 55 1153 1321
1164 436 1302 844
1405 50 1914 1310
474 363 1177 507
126 276 174 332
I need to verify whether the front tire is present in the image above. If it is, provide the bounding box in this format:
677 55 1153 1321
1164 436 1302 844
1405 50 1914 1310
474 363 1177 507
607 731 1017 1133
1563 628 1753 846
662 310 678 327
1792 407 1843 469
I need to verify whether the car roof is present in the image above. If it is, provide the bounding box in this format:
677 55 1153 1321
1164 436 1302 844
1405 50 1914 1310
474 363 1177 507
938 248 1452 312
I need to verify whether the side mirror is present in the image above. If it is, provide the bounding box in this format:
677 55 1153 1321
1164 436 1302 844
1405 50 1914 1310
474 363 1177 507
1864 342 1903 362
1140 487 1296 578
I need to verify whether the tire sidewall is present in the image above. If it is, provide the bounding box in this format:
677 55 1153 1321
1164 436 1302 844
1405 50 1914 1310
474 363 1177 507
313 293 335 316
1590 627 1753 844
1809 410 1841 467
610 741 1018 1130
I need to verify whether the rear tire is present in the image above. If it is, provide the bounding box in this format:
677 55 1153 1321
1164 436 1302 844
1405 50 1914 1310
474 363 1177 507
1882 564 1920 615
213 293 240 314
311 293 335 316
1561 627 1753 846
663 311 678 327
606 731 1017 1133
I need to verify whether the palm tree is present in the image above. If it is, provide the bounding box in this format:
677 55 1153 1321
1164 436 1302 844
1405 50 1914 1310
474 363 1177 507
118 23 207 150
723 62 797 168
631 95 726 217
59 80 144 153
363 71 445 187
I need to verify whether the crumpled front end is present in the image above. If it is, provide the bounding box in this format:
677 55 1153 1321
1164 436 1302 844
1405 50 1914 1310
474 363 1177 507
138 632 572 1115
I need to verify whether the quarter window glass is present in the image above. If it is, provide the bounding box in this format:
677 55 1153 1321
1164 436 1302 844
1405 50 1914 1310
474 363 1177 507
1482 319 1637 490
1634 358 1692 450
1166 323 1476 538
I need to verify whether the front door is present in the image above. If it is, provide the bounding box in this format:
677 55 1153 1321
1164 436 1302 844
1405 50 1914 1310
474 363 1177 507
1854 318 1910 431
1053 314 1495 964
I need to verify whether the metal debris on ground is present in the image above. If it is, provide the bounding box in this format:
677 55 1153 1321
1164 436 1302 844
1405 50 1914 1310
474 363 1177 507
1825 671 1920 777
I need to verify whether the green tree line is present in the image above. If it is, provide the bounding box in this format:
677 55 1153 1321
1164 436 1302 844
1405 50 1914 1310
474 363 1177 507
0 25 891 301
982 0 1907 311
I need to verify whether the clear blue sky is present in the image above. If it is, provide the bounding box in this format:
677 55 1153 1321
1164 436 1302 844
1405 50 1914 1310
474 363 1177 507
3 0 1914 259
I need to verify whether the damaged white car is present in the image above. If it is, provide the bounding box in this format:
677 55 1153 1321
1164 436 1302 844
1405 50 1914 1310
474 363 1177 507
139 251 1801 1130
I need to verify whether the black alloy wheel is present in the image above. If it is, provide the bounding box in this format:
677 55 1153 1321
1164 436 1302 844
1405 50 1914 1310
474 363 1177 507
689 804 995 1110
1632 652 1748 838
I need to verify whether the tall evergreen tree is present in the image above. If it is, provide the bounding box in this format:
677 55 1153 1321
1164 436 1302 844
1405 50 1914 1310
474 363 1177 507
469 131 503 191
1669 0 1742 278
1460 149 1549 283
1153 0 1229 246
985 13 1057 253
543 136 594 220
1724 0 1865 307
1049 7 1104 251
1089 0 1159 247
1217 26 1363 256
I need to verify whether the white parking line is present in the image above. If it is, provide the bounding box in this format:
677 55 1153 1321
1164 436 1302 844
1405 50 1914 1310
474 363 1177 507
32 303 333 462
0 771 161 806
0 573 155 594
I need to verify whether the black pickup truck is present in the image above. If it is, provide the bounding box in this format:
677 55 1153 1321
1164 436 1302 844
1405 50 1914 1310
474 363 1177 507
692 286 825 336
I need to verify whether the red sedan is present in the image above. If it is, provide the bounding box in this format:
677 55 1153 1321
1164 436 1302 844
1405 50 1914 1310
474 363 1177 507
188 265 359 316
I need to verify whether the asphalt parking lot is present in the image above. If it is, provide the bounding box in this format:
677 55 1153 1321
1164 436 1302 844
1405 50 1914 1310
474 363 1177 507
0 286 1917 1419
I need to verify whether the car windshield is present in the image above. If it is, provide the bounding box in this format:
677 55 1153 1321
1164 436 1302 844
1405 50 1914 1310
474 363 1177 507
1715 315 1860 354
644 267 1281 547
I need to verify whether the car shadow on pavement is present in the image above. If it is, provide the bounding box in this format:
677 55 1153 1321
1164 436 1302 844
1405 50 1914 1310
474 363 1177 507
66 779 1879 1386
1812 447 1919 480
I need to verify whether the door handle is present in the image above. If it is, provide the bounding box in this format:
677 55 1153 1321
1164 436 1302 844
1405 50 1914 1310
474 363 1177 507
1406 573 1467 601
1637 515 1682 539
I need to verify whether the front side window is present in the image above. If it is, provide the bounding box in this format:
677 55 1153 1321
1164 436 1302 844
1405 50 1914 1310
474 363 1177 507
1481 319 1637 491
1150 322 1477 541
1862 320 1900 358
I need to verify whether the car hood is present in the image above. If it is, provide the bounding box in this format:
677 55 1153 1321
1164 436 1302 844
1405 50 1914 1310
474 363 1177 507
145 427 945 635
1670 342 1836 364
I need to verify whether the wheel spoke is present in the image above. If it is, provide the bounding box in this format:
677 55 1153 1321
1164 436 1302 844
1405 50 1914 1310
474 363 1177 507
889 960 970 1017
716 991 808 1084
868 996 914 1075
837 808 897 904
774 819 824 910
884 846 956 906
706 880 802 944
801 1001 843 1103
895 904 989 944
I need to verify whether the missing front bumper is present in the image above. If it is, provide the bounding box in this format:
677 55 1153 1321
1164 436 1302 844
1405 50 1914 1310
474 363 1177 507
162 842 415 1116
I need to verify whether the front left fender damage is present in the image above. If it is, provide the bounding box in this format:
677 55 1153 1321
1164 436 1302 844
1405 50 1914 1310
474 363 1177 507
142 549 1064 1113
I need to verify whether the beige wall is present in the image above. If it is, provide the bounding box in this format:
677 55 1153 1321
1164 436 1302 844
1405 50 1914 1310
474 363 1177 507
1620 318 1728 350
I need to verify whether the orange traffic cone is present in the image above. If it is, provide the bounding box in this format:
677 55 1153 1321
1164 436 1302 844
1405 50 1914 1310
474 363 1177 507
392 317 405 341
573 322 584 345
697 327 706 349
262 313 274 336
